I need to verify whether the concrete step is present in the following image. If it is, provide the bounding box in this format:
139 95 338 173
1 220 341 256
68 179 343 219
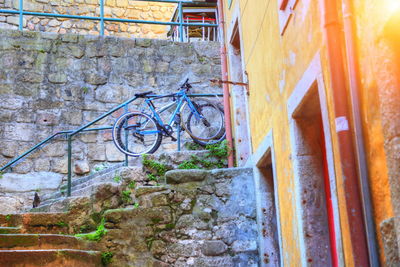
0 234 87 250
0 249 101 267
0 227 21 234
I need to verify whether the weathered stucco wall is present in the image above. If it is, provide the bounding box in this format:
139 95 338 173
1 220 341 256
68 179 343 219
0 0 176 38
223 0 328 265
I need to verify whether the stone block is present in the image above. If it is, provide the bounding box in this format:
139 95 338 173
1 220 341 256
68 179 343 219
48 72 67 84
13 159 33 174
43 142 66 157
34 158 51 172
36 112 59 126
0 171 63 192
106 142 124 162
61 110 83 125
51 157 68 174
0 142 17 157
88 143 106 161
84 72 108 85
0 196 25 214
193 256 234 267
4 123 35 142
95 84 123 103
201 240 228 256
6 16 26 27
231 240 258 253
74 160 90 175
165 169 208 184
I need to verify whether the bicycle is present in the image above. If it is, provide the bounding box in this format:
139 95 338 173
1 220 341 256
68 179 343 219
112 79 225 157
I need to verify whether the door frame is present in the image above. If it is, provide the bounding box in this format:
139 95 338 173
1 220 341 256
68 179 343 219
252 130 284 266
287 52 344 266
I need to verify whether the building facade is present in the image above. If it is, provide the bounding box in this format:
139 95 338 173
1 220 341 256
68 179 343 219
221 0 400 266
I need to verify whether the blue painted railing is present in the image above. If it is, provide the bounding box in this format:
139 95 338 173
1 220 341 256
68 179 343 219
0 93 222 197
0 0 218 42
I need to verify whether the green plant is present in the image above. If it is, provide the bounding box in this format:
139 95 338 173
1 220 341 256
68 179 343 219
101 251 113 265
113 174 122 183
75 218 107 241
206 140 229 158
79 225 94 233
82 87 89 94
0 172 3 179
142 155 172 183
133 202 139 209
93 163 108 173
147 173 158 181
121 190 132 203
142 155 168 176
5 215 11 221
128 181 136 189
185 142 203 151
178 160 201 170
55 221 68 227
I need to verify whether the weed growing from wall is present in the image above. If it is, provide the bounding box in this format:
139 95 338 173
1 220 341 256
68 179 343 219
101 251 113 265
75 218 107 241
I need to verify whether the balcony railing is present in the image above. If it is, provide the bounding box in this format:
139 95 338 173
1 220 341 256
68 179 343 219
0 0 218 42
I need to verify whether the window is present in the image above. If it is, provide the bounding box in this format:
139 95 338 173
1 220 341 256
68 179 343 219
278 0 298 35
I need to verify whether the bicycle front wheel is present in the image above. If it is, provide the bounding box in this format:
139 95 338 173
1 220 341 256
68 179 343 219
184 102 225 142
112 112 162 157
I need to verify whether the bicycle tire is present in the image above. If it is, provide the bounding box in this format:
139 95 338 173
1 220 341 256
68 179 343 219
183 102 225 143
112 112 162 157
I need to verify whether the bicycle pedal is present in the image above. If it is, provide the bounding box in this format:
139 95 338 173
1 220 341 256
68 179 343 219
170 137 177 142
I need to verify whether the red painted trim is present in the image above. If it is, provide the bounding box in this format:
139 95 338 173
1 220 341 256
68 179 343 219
320 117 338 267
321 0 370 265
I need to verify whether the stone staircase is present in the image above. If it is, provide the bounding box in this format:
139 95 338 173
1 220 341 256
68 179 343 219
0 213 102 266
0 151 258 266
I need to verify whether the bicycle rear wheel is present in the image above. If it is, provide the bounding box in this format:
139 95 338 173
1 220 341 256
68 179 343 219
112 112 162 157
183 102 225 143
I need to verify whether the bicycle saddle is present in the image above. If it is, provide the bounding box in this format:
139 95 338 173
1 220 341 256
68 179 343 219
134 91 153 98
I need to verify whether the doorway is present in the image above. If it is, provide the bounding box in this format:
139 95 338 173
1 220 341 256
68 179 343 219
228 19 251 166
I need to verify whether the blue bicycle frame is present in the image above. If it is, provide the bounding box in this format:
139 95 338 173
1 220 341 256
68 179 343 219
143 89 203 134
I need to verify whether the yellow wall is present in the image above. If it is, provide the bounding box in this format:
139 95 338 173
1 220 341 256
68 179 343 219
223 0 397 265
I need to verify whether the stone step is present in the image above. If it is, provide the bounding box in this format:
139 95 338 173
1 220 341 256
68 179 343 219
0 213 69 234
37 151 210 207
0 249 101 266
35 181 120 212
0 227 21 234
0 234 87 250
39 163 125 203
31 197 89 213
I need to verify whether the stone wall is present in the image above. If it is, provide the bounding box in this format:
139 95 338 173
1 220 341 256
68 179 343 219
101 168 259 266
0 0 176 38
0 29 222 177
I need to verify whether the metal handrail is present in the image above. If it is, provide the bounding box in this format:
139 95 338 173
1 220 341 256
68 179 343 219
0 0 218 42
0 93 222 197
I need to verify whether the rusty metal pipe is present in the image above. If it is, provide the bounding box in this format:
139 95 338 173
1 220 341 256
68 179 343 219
341 0 380 265
320 0 370 265
217 0 234 167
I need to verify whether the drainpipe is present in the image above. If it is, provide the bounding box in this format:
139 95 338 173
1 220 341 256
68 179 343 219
320 0 370 265
217 0 234 168
341 0 380 266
